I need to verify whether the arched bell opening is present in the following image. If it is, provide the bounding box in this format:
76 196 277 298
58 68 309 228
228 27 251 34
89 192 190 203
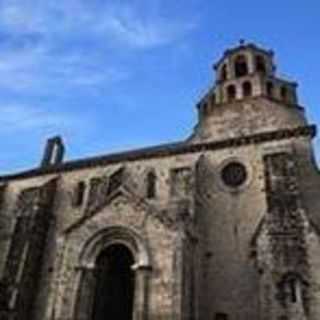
266 81 274 97
255 55 267 74
227 85 237 102
92 244 135 320
242 81 253 97
220 64 228 81
281 85 288 102
234 55 249 78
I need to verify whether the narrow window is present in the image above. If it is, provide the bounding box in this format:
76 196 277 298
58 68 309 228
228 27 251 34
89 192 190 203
267 81 274 97
256 55 267 73
170 167 192 198
74 181 86 207
202 102 209 116
215 312 228 320
242 81 253 97
108 167 125 194
289 278 297 303
211 94 216 105
279 273 303 305
146 171 156 199
227 85 237 101
234 55 248 78
281 86 288 101
220 64 227 81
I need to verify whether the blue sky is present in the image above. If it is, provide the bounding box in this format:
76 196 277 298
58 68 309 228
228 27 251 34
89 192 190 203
0 0 319 174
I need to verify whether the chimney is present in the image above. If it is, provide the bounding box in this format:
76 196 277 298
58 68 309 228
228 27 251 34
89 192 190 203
41 136 65 167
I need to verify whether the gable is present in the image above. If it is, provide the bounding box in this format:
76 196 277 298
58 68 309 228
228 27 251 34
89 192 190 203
64 185 150 235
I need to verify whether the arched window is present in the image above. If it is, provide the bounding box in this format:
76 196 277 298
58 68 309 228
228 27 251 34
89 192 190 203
256 55 267 73
146 171 156 199
215 313 228 320
267 81 274 97
220 64 227 81
278 273 306 306
234 55 248 78
242 81 253 97
281 86 288 101
227 85 237 101
211 94 216 105
202 102 209 116
92 244 135 320
73 181 86 207
289 278 298 303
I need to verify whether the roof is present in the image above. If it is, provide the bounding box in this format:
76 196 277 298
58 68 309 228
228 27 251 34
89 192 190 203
0 124 316 183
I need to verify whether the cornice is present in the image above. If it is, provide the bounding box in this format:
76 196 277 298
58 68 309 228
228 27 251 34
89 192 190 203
0 125 316 182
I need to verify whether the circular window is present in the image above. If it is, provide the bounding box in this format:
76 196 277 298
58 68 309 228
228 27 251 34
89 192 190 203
221 162 247 188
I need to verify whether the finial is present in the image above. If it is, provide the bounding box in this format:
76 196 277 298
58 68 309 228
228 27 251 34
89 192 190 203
239 39 246 46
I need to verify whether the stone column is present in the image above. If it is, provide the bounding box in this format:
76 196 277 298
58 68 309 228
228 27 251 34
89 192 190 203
132 264 152 320
73 266 96 320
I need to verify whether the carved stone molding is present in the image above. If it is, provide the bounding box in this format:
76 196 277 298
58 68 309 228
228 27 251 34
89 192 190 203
85 167 127 217
65 166 194 235
71 225 151 320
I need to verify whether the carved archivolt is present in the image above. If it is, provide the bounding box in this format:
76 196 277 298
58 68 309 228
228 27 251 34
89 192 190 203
72 225 152 320
79 225 151 269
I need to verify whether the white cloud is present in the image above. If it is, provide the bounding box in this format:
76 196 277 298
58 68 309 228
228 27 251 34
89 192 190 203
0 1 196 93
102 14 196 49
94 2 197 49
0 103 82 133
0 1 197 48
0 43 128 93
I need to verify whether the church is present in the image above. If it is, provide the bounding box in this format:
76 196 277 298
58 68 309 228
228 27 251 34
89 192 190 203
1 42 320 320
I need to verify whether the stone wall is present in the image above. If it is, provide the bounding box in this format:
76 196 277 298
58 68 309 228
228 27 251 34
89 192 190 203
192 98 307 143
0 179 57 320
0 126 319 320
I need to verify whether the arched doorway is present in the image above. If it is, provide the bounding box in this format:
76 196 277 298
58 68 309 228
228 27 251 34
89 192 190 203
92 244 135 320
72 226 151 320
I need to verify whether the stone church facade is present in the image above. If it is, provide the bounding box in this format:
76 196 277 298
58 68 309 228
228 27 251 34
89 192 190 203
1 43 320 320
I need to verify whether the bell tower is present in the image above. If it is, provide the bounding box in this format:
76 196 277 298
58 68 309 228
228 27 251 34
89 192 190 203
191 43 318 320
191 41 306 143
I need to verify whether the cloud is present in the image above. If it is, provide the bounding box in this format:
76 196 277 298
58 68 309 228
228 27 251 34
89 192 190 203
95 3 197 49
0 1 196 94
102 15 196 49
0 1 196 48
0 43 128 94
0 103 83 133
